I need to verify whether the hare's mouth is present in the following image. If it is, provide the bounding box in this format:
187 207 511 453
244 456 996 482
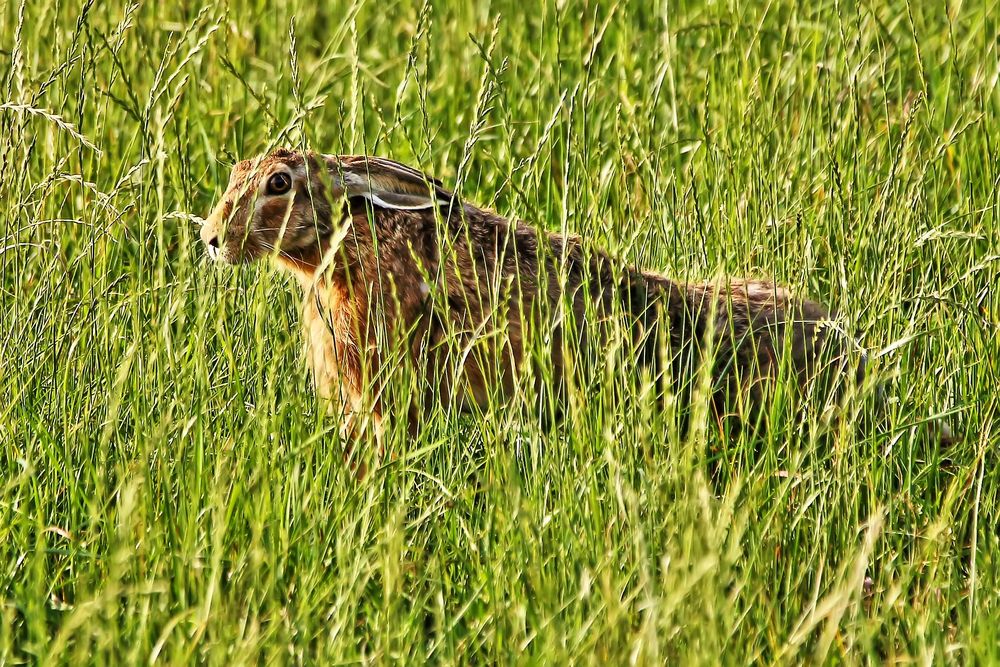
222 238 270 265
201 230 265 265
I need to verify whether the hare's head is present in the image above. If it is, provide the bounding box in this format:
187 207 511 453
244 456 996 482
200 148 334 264
201 148 451 265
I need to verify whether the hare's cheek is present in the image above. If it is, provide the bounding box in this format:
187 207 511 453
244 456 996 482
253 198 290 238
273 210 310 247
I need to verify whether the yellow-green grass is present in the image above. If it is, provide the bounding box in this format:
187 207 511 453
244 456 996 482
1 0 997 663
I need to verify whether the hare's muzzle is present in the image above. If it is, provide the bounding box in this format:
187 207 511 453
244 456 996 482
200 221 222 261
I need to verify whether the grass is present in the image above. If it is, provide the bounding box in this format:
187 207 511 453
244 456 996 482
1 0 998 663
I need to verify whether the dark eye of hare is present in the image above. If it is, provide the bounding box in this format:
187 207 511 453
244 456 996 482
267 172 292 195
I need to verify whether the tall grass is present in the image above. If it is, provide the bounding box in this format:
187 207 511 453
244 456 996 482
1 0 998 663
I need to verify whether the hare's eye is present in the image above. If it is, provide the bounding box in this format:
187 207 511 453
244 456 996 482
266 172 292 195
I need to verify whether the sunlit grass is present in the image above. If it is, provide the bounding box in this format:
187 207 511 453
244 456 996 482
1 0 998 663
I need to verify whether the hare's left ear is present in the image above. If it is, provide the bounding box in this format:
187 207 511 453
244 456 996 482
323 154 454 211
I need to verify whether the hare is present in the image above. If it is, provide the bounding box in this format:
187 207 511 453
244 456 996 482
199 148 861 450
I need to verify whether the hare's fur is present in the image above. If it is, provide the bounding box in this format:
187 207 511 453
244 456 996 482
201 148 857 444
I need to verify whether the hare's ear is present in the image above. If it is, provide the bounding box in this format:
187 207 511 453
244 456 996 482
322 154 453 211
357 190 439 210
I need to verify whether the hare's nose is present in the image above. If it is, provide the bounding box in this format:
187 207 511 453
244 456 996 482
206 237 220 260
200 222 221 260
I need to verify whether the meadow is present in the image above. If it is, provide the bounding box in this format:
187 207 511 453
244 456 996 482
2 0 999 663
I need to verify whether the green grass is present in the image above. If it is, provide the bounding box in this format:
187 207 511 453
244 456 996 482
2 0 998 663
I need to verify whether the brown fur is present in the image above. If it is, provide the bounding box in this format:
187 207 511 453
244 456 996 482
200 149 860 450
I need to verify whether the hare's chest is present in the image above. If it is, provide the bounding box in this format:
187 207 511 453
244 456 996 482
302 305 336 399
300 287 361 401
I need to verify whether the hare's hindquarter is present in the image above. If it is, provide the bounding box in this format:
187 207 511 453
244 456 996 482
685 280 861 424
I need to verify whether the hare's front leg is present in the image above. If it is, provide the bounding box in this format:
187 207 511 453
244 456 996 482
302 297 386 474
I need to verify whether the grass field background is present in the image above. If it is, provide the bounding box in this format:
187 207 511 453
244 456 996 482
2 0 999 663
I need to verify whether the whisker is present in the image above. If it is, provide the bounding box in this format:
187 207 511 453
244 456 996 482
255 240 297 261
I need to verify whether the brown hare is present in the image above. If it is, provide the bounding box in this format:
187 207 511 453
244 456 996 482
199 148 862 451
